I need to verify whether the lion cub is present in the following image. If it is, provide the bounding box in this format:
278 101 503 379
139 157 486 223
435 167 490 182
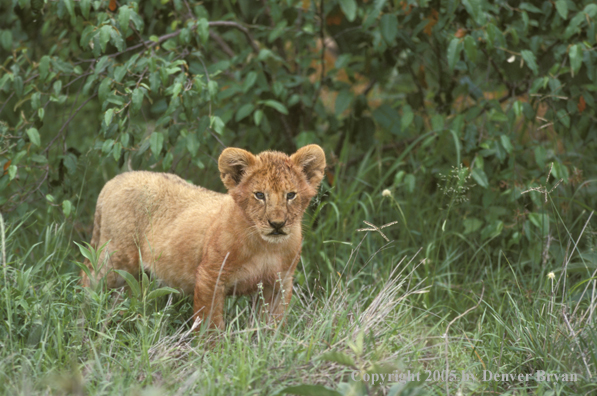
81 145 326 329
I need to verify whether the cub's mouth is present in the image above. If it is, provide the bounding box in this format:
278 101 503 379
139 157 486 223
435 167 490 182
261 228 291 243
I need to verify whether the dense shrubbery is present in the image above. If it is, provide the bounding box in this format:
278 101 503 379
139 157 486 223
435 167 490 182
1 0 596 256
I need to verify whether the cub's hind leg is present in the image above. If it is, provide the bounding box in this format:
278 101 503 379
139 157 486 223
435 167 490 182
83 240 141 289
80 208 142 289
80 201 104 287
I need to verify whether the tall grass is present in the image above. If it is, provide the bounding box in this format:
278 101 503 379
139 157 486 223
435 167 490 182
0 153 595 395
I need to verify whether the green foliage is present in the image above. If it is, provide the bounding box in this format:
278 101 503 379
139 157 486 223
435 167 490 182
1 0 596 237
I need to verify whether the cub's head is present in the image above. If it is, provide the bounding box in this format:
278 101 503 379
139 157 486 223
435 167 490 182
218 145 326 243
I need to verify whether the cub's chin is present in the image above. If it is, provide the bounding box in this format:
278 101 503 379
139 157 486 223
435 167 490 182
260 232 291 244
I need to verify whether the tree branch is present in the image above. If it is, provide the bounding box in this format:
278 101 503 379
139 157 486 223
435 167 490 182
42 93 98 154
209 31 236 58
208 21 260 54
104 20 260 61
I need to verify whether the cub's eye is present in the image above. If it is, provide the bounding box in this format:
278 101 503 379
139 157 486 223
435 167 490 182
287 192 296 200
254 192 265 200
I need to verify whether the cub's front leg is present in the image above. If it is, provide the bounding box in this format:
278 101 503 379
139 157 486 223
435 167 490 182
259 271 295 325
193 260 227 330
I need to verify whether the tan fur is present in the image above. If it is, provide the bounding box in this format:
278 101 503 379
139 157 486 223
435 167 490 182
81 145 326 330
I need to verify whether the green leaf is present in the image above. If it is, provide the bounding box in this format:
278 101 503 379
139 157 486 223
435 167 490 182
401 104 413 130
552 161 569 180
463 218 483 234
481 220 503 240
471 167 488 188
210 116 225 135
500 134 513 154
447 38 461 72
1 30 12 51
162 152 173 170
363 0 386 28
235 103 254 122
112 142 122 161
519 3 542 14
104 108 114 125
268 20 287 43
380 14 398 45
569 44 582 77
119 6 130 37
31 155 47 164
146 287 179 301
262 99 289 115
372 104 400 135
99 25 112 53
62 153 77 175
335 90 353 117
74 241 93 264
62 200 72 217
242 71 258 93
131 88 143 114
171 82 182 97
94 56 110 75
63 0 74 18
109 26 124 52
513 101 523 117
102 139 114 154
280 385 342 396
113 270 141 298
121 133 130 148
555 0 568 19
80 0 90 19
529 213 549 236
186 133 199 157
39 56 50 80
564 13 585 39
462 0 484 25
98 77 112 103
319 351 355 367
521 50 538 75
13 76 23 97
338 0 357 22
8 164 17 180
197 18 209 44
27 128 41 146
404 174 415 193
150 132 164 157
557 108 570 128
53 80 62 96
207 80 218 99
464 35 477 63
584 4 597 18
254 109 264 126
114 66 127 83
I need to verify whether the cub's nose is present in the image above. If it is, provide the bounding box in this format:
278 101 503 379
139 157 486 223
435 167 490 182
268 220 286 230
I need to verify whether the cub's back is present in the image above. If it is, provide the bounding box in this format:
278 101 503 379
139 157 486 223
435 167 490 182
97 171 225 239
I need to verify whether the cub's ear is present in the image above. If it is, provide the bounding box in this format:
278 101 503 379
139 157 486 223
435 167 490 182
218 148 256 189
291 144 326 188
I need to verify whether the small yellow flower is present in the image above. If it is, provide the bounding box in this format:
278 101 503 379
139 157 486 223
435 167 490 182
547 272 555 279
382 189 392 197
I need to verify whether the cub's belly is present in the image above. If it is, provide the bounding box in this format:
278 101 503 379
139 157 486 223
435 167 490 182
146 260 197 295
